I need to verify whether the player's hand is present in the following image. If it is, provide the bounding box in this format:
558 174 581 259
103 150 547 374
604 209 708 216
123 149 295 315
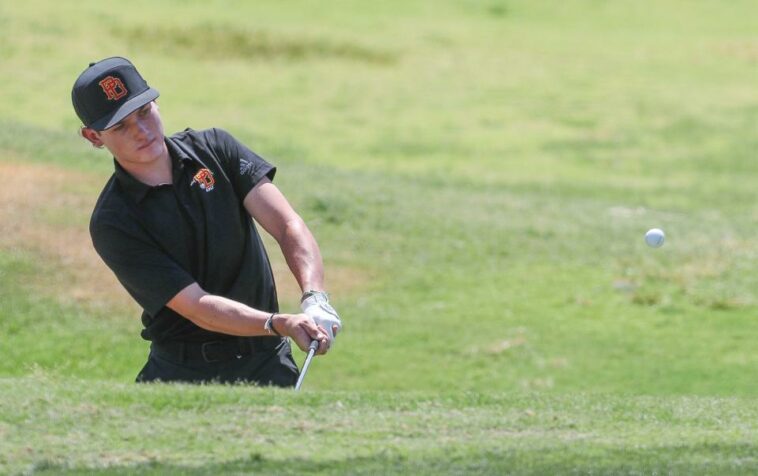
301 291 342 347
272 313 329 355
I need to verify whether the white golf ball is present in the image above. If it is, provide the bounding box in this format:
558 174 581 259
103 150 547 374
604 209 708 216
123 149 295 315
645 228 665 248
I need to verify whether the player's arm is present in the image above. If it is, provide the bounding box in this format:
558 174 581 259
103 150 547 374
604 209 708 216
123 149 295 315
243 178 342 344
166 282 328 354
92 216 327 354
243 177 325 294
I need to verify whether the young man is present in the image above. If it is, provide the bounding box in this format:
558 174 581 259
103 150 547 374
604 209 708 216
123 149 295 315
72 57 341 386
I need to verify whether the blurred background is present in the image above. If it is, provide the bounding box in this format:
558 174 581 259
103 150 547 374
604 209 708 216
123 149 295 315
1 0 756 395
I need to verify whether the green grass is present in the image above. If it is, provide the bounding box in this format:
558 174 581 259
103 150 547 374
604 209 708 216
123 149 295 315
1 0 757 473
2 375 757 475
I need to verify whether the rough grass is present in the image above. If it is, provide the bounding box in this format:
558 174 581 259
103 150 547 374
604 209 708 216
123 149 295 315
2 375 757 475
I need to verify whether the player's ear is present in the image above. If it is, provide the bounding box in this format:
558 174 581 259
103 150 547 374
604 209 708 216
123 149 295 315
80 127 105 149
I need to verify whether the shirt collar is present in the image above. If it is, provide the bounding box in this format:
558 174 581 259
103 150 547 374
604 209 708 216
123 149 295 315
165 135 193 163
114 137 194 204
114 159 152 204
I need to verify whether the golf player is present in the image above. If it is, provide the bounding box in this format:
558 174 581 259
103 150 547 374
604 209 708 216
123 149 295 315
72 57 342 385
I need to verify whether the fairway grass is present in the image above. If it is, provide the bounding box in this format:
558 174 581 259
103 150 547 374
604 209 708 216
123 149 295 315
2 375 757 475
1 152 755 394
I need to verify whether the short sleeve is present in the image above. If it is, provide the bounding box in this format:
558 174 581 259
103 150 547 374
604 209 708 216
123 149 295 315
210 128 276 201
91 223 196 316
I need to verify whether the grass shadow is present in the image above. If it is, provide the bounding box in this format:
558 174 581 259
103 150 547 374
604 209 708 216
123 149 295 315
116 24 398 65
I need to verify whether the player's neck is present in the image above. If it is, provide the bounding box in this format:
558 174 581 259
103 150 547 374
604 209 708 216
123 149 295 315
116 148 172 186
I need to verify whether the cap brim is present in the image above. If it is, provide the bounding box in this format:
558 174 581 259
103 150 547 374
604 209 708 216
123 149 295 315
90 87 160 131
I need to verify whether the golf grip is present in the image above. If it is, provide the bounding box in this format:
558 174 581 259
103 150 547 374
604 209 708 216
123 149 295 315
308 339 319 352
294 340 319 391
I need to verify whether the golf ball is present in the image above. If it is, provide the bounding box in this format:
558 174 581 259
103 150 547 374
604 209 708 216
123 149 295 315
645 228 665 248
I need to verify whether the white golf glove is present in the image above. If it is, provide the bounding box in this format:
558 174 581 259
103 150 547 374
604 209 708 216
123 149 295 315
300 291 342 345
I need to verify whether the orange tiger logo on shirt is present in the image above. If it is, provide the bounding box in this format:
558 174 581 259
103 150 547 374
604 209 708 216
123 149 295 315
191 168 215 192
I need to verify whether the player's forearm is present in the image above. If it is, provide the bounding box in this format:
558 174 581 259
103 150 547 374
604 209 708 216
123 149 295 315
279 217 325 292
182 293 272 336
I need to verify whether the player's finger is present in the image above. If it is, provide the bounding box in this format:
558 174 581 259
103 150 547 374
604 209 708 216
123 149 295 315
316 325 330 353
303 323 328 354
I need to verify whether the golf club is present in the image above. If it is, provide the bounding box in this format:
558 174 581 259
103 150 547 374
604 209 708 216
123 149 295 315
295 340 319 391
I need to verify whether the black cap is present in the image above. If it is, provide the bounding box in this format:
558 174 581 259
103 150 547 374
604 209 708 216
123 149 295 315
72 57 159 131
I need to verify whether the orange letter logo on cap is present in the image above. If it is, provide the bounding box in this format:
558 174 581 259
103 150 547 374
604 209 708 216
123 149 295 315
99 76 128 101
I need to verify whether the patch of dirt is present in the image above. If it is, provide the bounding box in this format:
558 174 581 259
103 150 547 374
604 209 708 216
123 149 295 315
268 258 372 308
718 41 758 63
0 161 136 314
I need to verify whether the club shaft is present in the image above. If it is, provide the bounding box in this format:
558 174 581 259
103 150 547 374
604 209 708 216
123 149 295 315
295 340 319 391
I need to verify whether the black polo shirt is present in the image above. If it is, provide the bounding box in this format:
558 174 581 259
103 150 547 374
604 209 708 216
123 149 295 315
90 128 278 343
